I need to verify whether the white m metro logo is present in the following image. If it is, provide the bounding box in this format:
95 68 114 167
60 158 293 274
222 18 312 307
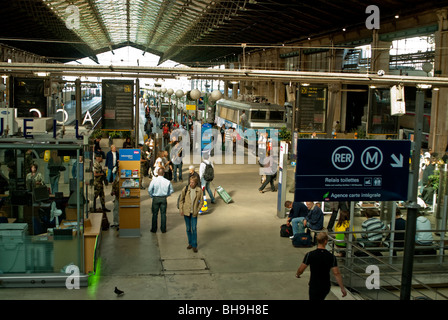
361 147 383 170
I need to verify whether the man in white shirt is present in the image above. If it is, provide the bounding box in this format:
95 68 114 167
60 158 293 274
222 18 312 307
148 168 174 233
105 145 119 183
225 127 233 153
199 153 216 204
258 131 267 162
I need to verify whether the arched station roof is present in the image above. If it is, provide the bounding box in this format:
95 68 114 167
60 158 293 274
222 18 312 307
1 0 448 66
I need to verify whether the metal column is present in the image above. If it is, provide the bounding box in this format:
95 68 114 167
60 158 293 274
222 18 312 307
135 79 139 148
400 89 425 300
75 78 81 123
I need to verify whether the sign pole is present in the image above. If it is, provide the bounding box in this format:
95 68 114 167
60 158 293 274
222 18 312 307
277 141 288 218
135 79 140 148
75 78 81 123
400 89 425 300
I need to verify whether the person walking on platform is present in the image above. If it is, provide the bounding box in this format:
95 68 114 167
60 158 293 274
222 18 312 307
105 145 119 183
144 117 153 138
224 126 232 153
296 232 347 300
171 141 183 183
154 108 160 128
258 149 277 193
199 153 216 204
93 153 110 213
148 168 174 233
110 174 120 229
179 175 204 252
188 165 200 185
258 131 267 163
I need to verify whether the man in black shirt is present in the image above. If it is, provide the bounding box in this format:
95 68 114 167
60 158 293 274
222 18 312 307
296 232 347 300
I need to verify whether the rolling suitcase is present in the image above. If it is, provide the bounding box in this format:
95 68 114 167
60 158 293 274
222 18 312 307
216 185 232 204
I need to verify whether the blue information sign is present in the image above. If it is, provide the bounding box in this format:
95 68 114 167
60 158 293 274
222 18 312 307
119 149 141 161
201 123 213 152
295 139 411 202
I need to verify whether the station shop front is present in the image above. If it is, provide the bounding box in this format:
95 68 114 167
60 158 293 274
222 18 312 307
0 139 101 287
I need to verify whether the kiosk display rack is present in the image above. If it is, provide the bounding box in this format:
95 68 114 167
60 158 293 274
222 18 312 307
118 149 141 238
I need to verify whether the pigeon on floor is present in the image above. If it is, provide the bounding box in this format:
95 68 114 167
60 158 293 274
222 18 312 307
114 286 124 297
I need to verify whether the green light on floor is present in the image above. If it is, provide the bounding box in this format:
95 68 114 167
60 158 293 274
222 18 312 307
87 257 102 298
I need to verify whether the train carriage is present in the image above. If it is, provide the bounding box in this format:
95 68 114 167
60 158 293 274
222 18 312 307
215 99 286 138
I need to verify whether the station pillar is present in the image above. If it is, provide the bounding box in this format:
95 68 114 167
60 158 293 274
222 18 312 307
430 8 448 155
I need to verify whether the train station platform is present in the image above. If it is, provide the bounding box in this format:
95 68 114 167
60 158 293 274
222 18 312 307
2 104 447 303
0 153 355 301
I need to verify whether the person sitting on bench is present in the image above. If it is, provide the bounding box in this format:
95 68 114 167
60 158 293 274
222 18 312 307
359 208 386 248
415 211 436 255
285 201 309 237
295 202 324 235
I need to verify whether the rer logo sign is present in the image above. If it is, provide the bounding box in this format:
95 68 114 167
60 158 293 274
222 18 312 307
295 139 411 202
332 146 355 170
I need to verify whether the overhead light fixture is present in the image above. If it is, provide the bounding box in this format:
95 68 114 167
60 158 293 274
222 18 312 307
301 83 310 87
395 14 400 19
34 72 50 77
416 84 432 89
422 62 433 74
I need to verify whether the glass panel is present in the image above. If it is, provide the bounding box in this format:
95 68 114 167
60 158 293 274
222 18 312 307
0 146 85 275
389 35 435 73
250 110 267 120
226 109 234 122
269 111 284 121
368 88 398 134
219 107 227 118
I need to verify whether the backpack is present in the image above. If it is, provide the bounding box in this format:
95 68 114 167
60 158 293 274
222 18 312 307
203 162 214 182
280 224 293 237
292 229 313 247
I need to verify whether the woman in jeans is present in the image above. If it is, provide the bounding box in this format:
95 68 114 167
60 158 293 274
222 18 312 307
178 176 204 252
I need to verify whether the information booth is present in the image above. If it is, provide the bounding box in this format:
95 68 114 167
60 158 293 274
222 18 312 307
0 138 100 287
